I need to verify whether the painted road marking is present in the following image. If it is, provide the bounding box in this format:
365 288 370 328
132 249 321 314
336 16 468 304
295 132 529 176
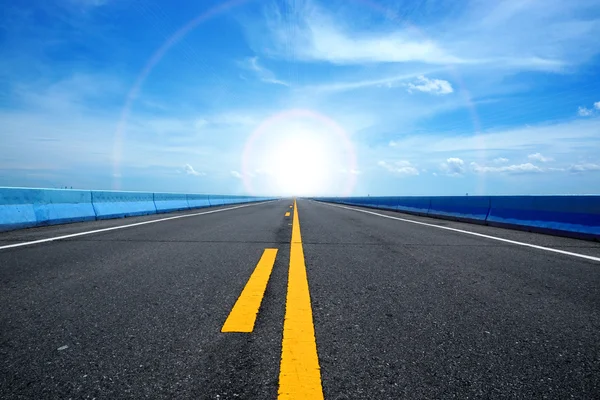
222 248 278 333
319 202 600 263
285 212 291 217
279 200 324 399
0 201 274 251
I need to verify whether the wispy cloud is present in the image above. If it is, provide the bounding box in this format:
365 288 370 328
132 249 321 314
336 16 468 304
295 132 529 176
578 101 600 117
440 158 465 176
258 1 460 65
493 157 509 164
387 118 600 155
569 163 600 173
471 162 542 174
240 56 289 86
184 164 205 176
528 153 553 162
231 171 243 179
406 76 453 95
247 0 599 71
68 0 109 6
578 106 594 117
377 160 419 176
302 71 436 94
339 168 361 175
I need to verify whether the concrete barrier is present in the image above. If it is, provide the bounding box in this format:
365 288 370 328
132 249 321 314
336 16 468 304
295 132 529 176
395 197 431 215
186 194 211 209
0 187 95 231
153 193 190 213
363 196 381 208
314 195 600 240
378 197 400 210
229 195 247 205
0 187 39 230
428 196 490 223
208 195 224 206
0 187 274 232
487 196 600 238
92 190 156 219
35 189 96 226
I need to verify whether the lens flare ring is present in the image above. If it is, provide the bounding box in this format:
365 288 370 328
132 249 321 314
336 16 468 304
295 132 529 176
113 0 483 193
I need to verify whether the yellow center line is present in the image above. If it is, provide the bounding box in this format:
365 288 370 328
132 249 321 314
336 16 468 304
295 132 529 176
285 212 291 217
221 248 278 333
278 200 324 399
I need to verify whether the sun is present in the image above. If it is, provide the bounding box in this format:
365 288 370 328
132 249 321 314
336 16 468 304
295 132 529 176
241 109 356 196
267 133 332 196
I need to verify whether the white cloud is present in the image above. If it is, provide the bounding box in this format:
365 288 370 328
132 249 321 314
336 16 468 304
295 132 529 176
577 101 600 117
247 0 600 71
528 152 553 162
569 163 600 173
387 118 600 155
303 70 437 93
254 1 462 65
440 158 465 176
231 170 243 179
184 164 204 176
340 168 361 175
493 157 509 164
578 106 594 117
240 57 288 86
378 160 419 176
471 162 543 174
406 76 453 95
194 119 208 130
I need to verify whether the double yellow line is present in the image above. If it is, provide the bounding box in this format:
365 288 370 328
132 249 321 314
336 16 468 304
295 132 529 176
221 200 324 399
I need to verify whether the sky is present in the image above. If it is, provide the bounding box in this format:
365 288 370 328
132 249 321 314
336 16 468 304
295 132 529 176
1 0 600 196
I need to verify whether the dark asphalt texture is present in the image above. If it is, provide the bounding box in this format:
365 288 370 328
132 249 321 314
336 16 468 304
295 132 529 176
1 199 599 399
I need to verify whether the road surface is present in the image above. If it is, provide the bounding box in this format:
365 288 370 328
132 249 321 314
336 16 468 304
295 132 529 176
1 199 599 399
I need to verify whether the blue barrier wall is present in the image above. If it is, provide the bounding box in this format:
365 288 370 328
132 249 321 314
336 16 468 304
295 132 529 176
92 191 156 219
0 187 38 230
428 196 490 222
487 196 600 236
313 195 600 240
0 187 96 231
208 195 224 207
187 194 211 209
34 189 97 226
396 197 431 215
0 187 274 232
154 193 190 213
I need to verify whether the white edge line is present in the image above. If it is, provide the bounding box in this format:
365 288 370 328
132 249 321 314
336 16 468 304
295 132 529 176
317 201 600 263
0 201 275 251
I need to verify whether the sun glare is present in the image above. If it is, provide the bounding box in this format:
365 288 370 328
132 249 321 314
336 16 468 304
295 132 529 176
268 134 331 195
242 110 356 196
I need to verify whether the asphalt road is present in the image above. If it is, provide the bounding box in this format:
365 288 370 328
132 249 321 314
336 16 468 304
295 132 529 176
1 199 599 399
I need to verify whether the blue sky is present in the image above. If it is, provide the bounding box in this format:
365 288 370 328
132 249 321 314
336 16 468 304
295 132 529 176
1 0 600 196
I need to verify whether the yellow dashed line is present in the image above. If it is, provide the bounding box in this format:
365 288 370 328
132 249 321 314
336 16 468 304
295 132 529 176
278 200 324 399
221 248 278 333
